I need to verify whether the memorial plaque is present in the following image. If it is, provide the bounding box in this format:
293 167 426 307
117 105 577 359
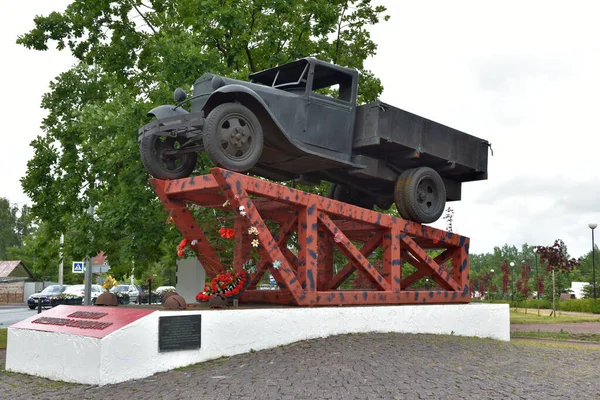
158 315 202 352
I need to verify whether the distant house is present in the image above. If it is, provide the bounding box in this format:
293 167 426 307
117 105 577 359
569 282 588 299
0 260 35 304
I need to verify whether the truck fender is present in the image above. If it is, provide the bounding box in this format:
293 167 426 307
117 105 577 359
147 105 189 120
202 85 301 155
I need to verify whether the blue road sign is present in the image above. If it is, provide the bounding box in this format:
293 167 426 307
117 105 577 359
72 261 84 273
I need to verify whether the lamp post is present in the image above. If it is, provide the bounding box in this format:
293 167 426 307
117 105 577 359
490 269 494 300
533 248 540 316
533 249 539 300
509 262 515 302
590 223 597 300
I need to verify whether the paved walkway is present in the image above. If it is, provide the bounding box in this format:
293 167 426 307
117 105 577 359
2 332 600 399
512 322 600 334
515 308 600 317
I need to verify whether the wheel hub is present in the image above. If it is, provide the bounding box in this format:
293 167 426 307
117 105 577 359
229 126 247 148
416 179 437 210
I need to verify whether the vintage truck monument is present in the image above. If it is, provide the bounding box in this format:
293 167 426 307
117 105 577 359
136 57 490 307
138 57 490 224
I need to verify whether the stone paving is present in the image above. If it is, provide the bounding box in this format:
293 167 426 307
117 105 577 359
2 332 600 399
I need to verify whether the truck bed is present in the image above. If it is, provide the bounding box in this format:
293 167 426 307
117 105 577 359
353 101 489 183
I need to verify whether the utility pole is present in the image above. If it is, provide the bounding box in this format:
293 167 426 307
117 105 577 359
58 233 64 285
84 205 95 306
84 256 93 305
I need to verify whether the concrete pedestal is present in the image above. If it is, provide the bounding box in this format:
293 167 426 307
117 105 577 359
6 303 509 386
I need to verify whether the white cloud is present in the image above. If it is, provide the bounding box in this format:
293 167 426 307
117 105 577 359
365 0 600 258
0 1 76 205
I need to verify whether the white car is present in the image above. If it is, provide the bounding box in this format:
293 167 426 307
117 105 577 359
64 284 107 304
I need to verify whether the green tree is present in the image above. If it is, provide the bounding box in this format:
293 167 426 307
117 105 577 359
0 198 33 260
17 1 389 280
536 240 580 317
0 198 19 259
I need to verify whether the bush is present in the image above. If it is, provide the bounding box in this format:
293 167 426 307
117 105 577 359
555 299 600 314
516 299 551 309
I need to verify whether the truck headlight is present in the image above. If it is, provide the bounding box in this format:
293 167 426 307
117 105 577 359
212 75 226 90
173 88 187 103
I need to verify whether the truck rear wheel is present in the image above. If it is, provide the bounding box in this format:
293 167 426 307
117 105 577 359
326 183 374 210
393 170 413 220
204 103 264 172
139 134 197 179
395 167 446 224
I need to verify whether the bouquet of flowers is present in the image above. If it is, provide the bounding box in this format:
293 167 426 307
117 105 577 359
102 276 118 291
196 270 249 303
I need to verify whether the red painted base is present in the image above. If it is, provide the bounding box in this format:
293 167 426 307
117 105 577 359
11 305 156 338
152 168 470 307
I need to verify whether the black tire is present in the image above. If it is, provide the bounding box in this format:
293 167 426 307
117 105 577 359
402 167 446 224
393 169 414 220
326 183 374 210
203 103 264 171
28 305 36 310
140 133 197 179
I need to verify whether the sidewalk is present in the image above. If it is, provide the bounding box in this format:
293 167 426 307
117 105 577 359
514 307 599 317
0 304 25 309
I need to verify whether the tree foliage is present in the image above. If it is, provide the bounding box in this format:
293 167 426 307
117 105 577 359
17 1 389 281
536 239 581 316
0 198 32 260
535 240 580 274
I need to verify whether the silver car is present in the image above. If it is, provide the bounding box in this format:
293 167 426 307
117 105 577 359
110 284 141 304
63 284 106 304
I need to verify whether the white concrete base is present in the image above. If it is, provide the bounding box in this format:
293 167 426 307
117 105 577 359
175 257 206 304
6 303 509 386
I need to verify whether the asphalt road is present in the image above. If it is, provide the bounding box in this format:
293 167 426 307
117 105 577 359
0 305 41 328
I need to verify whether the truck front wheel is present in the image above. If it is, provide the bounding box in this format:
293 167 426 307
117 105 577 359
203 103 264 172
394 167 446 224
139 134 198 179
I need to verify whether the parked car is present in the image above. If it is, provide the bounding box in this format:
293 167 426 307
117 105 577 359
27 285 68 309
63 284 107 305
137 289 161 305
110 284 142 304
155 286 176 295
138 57 490 224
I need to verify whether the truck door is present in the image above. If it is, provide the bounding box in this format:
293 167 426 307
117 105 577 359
304 63 357 155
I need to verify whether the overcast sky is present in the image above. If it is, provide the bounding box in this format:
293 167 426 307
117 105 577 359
1 1 599 259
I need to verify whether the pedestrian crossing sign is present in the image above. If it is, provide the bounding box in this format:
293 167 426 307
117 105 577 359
72 261 84 273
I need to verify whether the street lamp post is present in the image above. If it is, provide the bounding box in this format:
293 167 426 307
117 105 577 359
590 223 597 300
509 262 515 302
490 269 494 300
533 248 540 316
533 249 539 300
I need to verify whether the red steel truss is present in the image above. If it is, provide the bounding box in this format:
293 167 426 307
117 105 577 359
151 168 470 306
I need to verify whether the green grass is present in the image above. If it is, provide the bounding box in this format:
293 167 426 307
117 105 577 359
0 328 6 350
510 309 600 324
511 331 600 343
